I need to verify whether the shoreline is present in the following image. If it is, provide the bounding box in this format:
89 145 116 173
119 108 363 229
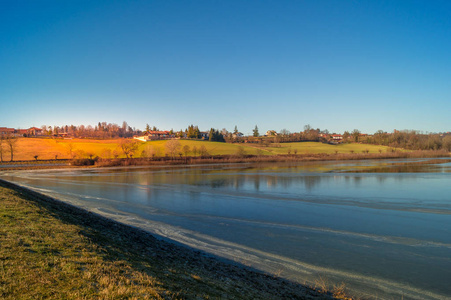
0 178 343 299
0 149 449 171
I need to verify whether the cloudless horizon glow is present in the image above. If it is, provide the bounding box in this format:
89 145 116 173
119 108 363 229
1 0 450 135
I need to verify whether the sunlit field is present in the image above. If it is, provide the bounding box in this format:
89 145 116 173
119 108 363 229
7 138 394 161
11 138 120 161
259 142 392 155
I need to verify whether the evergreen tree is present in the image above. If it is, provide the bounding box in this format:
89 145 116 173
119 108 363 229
208 128 225 142
209 128 215 142
187 125 201 139
253 125 259 137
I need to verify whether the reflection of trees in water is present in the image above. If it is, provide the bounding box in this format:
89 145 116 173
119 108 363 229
353 176 362 186
254 175 260 191
91 167 416 198
376 176 388 184
303 176 324 191
200 173 414 192
96 163 421 200
264 175 327 191
203 174 328 192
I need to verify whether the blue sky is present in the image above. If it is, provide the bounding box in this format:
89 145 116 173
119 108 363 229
1 0 450 135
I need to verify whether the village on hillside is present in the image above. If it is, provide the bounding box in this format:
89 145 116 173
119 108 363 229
1 123 451 152
0 124 368 144
0 127 44 137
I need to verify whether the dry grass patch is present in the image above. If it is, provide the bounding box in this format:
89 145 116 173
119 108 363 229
0 185 163 299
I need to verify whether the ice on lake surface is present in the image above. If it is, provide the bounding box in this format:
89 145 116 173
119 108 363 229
2 158 450 299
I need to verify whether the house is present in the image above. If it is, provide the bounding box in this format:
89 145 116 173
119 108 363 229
16 129 28 136
332 134 343 141
28 127 43 136
265 130 278 136
134 136 151 142
0 126 44 137
134 130 174 141
200 131 209 140
0 127 15 136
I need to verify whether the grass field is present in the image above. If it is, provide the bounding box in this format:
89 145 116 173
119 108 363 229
0 181 339 299
5 138 394 161
9 138 125 161
259 142 393 155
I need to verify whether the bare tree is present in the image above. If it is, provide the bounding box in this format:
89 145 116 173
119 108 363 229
182 145 190 157
165 140 181 158
0 136 4 162
6 135 18 162
199 145 209 157
235 146 246 157
443 135 451 152
145 145 162 159
120 139 139 158
67 143 75 158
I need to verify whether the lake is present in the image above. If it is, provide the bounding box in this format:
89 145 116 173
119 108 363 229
1 158 450 299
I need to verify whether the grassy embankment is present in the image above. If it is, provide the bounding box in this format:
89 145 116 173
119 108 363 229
0 180 343 299
10 137 394 161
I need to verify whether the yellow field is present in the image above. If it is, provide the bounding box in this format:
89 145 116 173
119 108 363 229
139 140 273 156
259 142 392 155
9 138 121 161
5 138 393 161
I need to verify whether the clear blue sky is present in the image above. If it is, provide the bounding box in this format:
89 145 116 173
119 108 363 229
1 0 450 135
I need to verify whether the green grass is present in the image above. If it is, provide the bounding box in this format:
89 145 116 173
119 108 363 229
257 142 393 155
137 140 274 156
138 140 394 157
0 185 163 299
10 137 400 161
0 181 337 299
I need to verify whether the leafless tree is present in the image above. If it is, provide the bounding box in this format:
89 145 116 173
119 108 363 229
67 143 75 158
0 136 4 162
6 135 18 162
165 140 181 158
120 139 139 158
199 145 209 157
182 145 190 157
443 135 451 152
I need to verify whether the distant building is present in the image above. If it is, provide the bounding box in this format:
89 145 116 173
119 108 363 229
16 129 28 136
332 134 343 141
0 127 15 136
28 127 43 136
265 130 278 136
134 130 174 141
200 131 209 140
0 126 44 137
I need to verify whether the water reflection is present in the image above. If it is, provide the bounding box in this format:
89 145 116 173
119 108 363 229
196 171 413 193
1 158 450 299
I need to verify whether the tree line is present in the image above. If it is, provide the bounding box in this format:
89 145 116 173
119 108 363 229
361 130 451 151
8 120 451 156
40 121 142 139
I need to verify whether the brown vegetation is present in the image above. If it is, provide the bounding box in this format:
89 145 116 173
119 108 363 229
92 149 450 168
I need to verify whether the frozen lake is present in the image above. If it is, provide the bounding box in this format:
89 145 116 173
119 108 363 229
1 158 450 299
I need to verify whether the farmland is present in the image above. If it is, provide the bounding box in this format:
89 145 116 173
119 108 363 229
4 138 396 162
